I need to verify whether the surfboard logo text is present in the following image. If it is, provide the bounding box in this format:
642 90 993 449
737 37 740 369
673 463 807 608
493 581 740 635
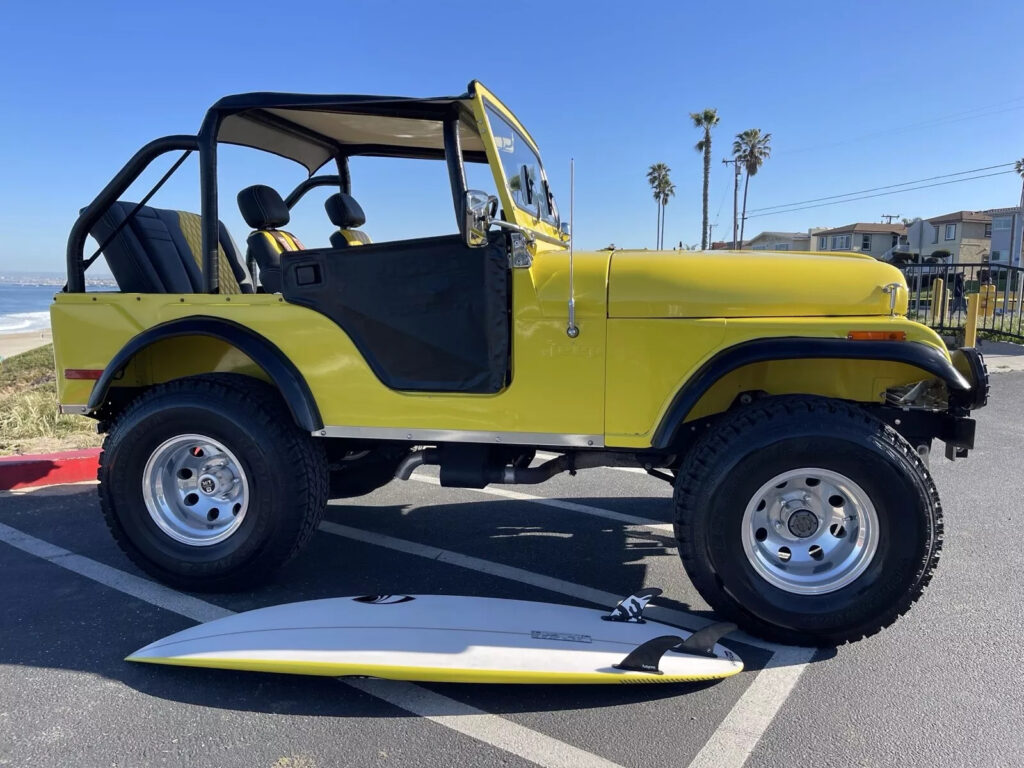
353 595 415 604
530 630 592 643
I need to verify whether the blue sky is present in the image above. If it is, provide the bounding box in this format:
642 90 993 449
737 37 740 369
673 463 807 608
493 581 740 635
1 0 1022 273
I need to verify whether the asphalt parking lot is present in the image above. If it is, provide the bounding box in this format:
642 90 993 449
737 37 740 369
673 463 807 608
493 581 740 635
2 373 1022 768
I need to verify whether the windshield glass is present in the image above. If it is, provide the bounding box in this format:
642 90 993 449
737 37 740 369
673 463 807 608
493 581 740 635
484 102 558 227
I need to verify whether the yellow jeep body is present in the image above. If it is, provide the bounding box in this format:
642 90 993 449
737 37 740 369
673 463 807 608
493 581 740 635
52 248 953 450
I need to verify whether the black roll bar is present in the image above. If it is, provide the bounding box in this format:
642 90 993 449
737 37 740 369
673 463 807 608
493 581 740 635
284 175 345 209
66 135 200 292
197 113 221 294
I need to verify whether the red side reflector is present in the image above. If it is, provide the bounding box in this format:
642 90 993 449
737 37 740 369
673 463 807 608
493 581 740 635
64 369 103 380
846 331 907 341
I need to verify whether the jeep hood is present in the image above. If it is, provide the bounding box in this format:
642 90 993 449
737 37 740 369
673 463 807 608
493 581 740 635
607 250 907 318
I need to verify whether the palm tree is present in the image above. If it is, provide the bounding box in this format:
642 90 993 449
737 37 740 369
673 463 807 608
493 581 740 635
647 163 672 248
1015 157 1024 208
733 128 772 248
658 176 676 249
691 108 719 249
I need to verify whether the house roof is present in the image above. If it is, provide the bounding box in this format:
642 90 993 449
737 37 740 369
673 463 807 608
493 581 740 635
927 210 991 224
816 223 906 236
747 231 811 242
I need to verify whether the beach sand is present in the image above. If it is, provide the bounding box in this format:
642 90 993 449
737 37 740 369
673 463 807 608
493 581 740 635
0 328 53 360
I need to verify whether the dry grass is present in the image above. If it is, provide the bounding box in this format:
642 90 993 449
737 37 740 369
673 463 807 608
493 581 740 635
0 344 100 455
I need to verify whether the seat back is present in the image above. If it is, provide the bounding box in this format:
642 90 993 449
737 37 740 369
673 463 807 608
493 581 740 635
325 193 371 248
90 202 252 294
237 185 304 293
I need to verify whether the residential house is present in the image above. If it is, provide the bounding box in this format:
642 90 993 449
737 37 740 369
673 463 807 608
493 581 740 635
814 223 907 260
986 207 1022 267
912 211 991 263
746 229 819 251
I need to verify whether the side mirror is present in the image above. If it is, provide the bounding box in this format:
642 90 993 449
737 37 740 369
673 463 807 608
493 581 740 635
560 221 571 238
464 190 498 248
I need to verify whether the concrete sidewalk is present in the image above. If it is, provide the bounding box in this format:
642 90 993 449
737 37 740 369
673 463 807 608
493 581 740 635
980 340 1024 373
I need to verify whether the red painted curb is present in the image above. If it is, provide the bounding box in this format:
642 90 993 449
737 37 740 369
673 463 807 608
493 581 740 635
0 449 100 491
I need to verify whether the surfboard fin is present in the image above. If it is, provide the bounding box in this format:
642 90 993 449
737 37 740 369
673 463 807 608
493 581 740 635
602 587 662 623
671 622 738 657
613 635 683 674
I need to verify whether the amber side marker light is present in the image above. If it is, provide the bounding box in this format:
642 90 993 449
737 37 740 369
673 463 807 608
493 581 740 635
846 331 907 341
64 369 103 380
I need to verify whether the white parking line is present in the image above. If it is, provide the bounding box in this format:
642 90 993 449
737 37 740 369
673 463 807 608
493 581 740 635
687 646 814 768
0 521 625 768
346 679 624 768
408 474 674 534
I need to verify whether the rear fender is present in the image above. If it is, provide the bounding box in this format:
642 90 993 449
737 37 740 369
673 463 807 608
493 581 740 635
86 316 323 432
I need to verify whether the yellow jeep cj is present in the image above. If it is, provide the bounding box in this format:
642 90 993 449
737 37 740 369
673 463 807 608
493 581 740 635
53 82 988 645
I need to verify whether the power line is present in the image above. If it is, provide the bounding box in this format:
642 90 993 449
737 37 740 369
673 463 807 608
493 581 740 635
774 96 1024 157
746 170 1016 220
747 162 1015 214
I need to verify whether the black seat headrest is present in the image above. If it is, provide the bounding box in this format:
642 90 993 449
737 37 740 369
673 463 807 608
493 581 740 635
325 193 366 229
237 185 289 230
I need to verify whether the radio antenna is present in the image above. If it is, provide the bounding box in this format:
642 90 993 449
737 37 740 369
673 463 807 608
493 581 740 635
566 158 579 338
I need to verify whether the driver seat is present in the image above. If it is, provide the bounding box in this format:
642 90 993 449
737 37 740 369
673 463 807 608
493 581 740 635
237 185 304 293
326 193 371 248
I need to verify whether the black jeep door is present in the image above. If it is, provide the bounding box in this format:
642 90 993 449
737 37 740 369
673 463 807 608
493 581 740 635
280 231 510 394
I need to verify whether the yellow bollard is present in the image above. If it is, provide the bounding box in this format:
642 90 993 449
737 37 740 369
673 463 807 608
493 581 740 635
964 293 980 348
979 284 996 317
930 278 944 325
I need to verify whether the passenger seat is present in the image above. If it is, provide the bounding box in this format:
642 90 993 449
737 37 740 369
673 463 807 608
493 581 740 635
325 193 371 248
237 185 305 293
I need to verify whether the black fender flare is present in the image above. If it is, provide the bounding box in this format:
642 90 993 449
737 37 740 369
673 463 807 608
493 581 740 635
651 337 970 450
86 316 323 432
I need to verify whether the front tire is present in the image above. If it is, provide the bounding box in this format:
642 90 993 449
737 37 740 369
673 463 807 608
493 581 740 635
674 396 942 646
99 375 328 591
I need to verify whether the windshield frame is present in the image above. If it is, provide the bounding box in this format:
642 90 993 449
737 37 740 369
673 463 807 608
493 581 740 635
470 84 565 249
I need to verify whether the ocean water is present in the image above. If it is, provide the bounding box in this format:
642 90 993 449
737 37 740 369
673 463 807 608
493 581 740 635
0 284 57 335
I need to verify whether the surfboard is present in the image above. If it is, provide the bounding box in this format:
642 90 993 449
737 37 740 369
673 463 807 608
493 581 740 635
127 590 743 684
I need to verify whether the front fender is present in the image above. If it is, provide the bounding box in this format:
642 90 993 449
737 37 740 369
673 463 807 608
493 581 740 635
651 337 970 449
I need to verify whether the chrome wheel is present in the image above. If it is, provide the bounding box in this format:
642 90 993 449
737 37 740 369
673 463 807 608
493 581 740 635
741 468 878 595
141 434 249 546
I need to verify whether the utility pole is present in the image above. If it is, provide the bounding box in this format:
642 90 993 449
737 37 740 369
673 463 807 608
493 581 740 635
881 214 900 224
723 158 741 249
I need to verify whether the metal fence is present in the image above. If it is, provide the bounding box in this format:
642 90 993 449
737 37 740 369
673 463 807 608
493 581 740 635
901 261 1024 343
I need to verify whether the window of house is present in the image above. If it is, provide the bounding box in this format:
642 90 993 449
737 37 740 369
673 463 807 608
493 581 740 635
861 234 871 250
993 217 1011 231
891 234 899 247
991 250 1003 261
944 223 956 240
775 243 790 250
820 236 830 249
931 227 938 244
984 223 992 238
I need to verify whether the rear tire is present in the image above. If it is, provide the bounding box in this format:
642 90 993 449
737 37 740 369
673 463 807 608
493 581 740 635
98 375 328 591
674 396 942 646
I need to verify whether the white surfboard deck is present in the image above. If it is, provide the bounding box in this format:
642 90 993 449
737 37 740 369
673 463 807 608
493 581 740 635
127 594 743 684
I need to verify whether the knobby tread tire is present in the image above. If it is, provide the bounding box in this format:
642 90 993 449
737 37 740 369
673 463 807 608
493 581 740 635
98 374 328 591
673 396 943 646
